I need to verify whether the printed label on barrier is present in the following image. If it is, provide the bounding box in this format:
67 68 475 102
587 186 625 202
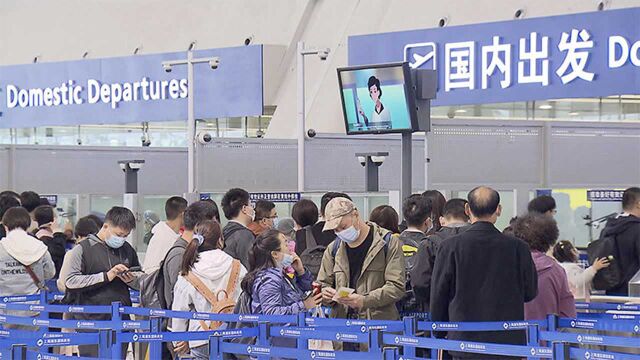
433 323 459 330
0 330 9 336
67 306 85 312
310 350 336 359
503 321 530 329
279 329 301 337
531 347 553 356
571 320 597 329
576 335 604 344
75 321 96 328
213 329 244 337
394 336 419 345
34 319 50 326
0 315 6 322
123 321 142 329
192 313 210 320
138 334 164 341
29 305 45 311
149 309 166 316
460 343 486 353
246 346 270 355
43 333 65 339
237 315 259 322
335 333 358 341
584 351 617 360
44 338 72 345
611 314 636 320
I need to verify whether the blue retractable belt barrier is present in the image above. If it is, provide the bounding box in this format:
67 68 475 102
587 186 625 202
559 317 640 333
540 331 640 348
569 348 640 360
576 302 640 312
119 305 297 323
218 342 377 360
417 320 545 332
382 333 554 358
270 326 370 343
25 350 97 360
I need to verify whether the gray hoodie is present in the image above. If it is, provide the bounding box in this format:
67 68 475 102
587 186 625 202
0 229 55 320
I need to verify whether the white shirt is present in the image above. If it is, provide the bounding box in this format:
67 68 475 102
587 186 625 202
370 105 391 124
560 262 597 301
143 221 180 273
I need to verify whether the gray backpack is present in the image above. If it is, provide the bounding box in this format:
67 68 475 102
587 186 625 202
299 227 325 279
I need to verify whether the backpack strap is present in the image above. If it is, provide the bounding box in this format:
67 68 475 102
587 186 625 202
305 226 317 250
331 240 341 258
331 232 391 258
185 272 219 307
224 260 241 297
23 264 48 291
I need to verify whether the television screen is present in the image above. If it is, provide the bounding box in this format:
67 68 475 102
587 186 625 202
338 62 417 135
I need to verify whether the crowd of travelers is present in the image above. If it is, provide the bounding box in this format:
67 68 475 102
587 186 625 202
0 186 639 359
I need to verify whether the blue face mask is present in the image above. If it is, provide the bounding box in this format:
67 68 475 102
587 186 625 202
272 217 280 229
106 230 127 249
280 253 294 268
336 226 360 244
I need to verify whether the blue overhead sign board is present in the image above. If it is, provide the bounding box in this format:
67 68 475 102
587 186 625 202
349 8 640 106
587 189 624 202
0 45 264 128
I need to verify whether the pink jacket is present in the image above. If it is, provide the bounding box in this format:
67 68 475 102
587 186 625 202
525 251 577 320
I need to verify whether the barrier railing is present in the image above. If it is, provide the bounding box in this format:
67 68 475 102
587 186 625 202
1 293 640 360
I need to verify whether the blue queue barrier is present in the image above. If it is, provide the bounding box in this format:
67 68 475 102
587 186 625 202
2 293 640 360
576 302 640 312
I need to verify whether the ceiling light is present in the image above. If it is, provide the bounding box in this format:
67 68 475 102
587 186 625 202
569 112 580 116
454 109 467 114
539 104 553 110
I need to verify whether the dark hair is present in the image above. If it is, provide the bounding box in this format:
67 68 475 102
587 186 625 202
20 191 41 213
422 190 446 232
254 200 276 222
370 205 400 233
241 229 284 294
183 201 219 231
221 188 250 220
321 192 352 217
0 191 21 204
202 199 221 222
403 194 432 228
512 213 559 252
528 195 557 214
180 219 223 276
2 207 32 231
86 214 104 229
502 216 518 236
165 196 188 221
291 199 318 228
442 198 469 222
468 187 500 218
104 206 136 232
367 76 382 98
553 240 578 263
34 205 55 227
623 187 640 211
0 195 21 221
75 216 99 238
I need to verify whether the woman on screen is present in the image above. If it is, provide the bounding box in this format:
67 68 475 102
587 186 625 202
357 75 391 126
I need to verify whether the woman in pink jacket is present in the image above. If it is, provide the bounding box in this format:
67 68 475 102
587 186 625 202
512 213 576 320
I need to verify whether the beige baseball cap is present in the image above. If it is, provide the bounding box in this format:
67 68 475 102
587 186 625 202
322 197 356 232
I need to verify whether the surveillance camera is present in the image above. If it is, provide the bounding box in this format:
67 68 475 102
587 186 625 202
371 156 386 166
209 58 219 70
197 132 213 144
141 139 151 147
317 49 330 61
307 129 317 138
514 8 525 19
163 63 172 73
77 138 83 146
357 156 366 167
438 16 449 27
256 130 265 138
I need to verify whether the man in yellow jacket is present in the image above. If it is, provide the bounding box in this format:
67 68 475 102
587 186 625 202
317 197 405 324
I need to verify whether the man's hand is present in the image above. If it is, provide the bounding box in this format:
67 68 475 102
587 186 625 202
337 293 364 311
107 264 130 282
321 287 336 305
173 341 189 355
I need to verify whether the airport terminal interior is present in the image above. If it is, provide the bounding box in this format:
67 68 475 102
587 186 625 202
0 1 639 359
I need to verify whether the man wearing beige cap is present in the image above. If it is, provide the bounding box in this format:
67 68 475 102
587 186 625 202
316 197 405 330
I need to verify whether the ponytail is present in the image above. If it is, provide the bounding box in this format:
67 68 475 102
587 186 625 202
180 219 222 276
240 229 283 294
552 240 578 263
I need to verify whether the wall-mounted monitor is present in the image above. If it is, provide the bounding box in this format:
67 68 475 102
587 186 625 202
337 62 418 135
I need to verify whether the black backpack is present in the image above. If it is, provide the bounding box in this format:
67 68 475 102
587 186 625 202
587 234 623 291
397 234 420 314
299 227 325 279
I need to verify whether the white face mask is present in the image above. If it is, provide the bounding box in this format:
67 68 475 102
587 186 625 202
336 226 360 244
244 205 255 222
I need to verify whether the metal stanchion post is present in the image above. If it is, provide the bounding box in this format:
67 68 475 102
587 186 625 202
98 329 112 358
403 317 417 358
10 344 26 360
297 311 307 351
256 322 270 360
527 324 540 360
111 302 123 359
149 317 161 359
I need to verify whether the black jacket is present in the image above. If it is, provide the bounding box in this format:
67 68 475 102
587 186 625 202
430 222 537 358
38 233 67 278
223 221 256 270
601 214 640 295
410 225 470 312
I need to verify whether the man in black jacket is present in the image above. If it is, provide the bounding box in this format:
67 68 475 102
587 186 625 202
221 188 256 269
602 187 640 296
430 187 537 360
411 198 469 312
63 206 140 358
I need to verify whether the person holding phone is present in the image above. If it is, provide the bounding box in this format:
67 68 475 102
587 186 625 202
356 76 391 127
